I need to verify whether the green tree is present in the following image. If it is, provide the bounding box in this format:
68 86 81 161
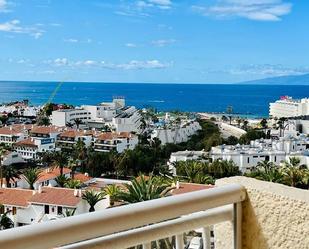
73 119 83 129
260 118 268 129
118 175 174 204
55 174 69 187
282 157 306 187
0 205 14 230
51 151 69 176
82 190 105 212
23 168 41 190
64 179 81 189
3 165 20 188
103 184 121 206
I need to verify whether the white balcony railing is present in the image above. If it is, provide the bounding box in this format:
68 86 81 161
0 183 246 249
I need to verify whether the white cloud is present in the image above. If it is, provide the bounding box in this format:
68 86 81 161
64 38 79 43
125 43 137 48
227 64 309 76
0 0 8 12
45 58 171 70
151 39 176 47
192 0 292 21
136 0 172 9
0 19 44 38
52 58 69 66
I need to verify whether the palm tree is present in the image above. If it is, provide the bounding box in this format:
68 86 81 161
61 209 76 218
0 205 14 230
51 151 68 176
82 190 105 212
117 174 174 204
103 184 121 206
282 157 306 187
3 165 20 188
55 174 68 187
23 168 41 190
73 119 83 129
64 179 82 189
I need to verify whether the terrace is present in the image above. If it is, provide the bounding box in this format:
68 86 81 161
0 176 308 249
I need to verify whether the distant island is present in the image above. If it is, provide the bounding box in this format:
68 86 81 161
238 73 309 85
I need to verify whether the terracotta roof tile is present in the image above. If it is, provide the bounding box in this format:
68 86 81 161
171 183 214 195
73 173 92 183
14 138 37 147
96 132 134 141
0 188 34 207
29 187 82 207
30 126 63 134
35 167 72 183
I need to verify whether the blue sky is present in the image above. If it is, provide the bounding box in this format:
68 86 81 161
0 0 308 83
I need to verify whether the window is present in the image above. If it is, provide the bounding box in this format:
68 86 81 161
0 205 4 214
57 206 63 215
247 157 250 164
12 207 17 215
44 205 49 214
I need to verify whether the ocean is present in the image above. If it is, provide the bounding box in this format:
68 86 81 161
1 81 308 117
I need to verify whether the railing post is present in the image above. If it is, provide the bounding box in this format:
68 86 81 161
202 227 211 249
233 202 242 249
143 242 151 249
175 234 184 249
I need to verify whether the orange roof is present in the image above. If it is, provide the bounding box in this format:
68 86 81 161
73 173 92 183
171 183 214 195
0 124 31 135
0 188 34 207
14 138 37 147
58 129 96 138
35 167 72 182
29 187 82 207
30 125 63 135
96 132 134 141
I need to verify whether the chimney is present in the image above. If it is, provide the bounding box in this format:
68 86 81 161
176 181 180 189
78 189 82 198
74 189 78 197
1 183 6 188
32 190 36 195
84 172 89 177
38 185 42 193
48 183 52 187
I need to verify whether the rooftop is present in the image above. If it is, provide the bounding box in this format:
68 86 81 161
0 188 34 207
29 187 82 207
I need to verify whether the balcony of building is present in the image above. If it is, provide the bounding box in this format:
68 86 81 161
0 176 308 249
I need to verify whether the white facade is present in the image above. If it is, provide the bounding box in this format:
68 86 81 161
269 96 309 118
0 125 28 146
168 150 207 175
112 106 141 133
13 137 56 161
211 136 309 172
1 151 25 166
151 121 201 145
0 187 108 228
94 132 138 153
51 109 91 127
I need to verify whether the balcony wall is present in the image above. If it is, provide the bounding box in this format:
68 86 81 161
214 176 309 249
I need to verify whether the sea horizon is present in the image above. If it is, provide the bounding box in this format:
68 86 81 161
1 81 308 118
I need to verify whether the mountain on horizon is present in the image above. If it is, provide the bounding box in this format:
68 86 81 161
238 73 309 85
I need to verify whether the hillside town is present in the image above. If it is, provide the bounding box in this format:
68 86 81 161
0 96 308 248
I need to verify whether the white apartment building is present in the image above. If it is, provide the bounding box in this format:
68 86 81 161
13 137 56 161
269 96 309 118
168 150 207 175
17 167 72 190
151 121 201 145
82 97 125 122
0 187 108 227
211 136 309 172
51 109 91 127
93 132 138 153
0 124 30 146
56 129 97 150
111 106 141 133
